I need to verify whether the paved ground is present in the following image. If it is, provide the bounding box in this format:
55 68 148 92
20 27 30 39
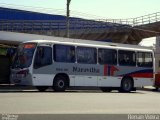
0 87 160 114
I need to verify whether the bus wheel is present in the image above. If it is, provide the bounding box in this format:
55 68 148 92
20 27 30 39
36 86 48 92
120 77 133 93
100 87 112 92
53 76 67 92
155 87 159 91
153 87 159 91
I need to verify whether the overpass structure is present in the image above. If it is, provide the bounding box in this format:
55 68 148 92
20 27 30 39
0 7 160 45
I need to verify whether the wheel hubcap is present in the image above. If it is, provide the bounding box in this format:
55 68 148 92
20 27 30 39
124 80 131 90
58 80 64 88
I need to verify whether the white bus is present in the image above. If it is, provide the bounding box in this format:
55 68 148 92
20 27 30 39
10 38 155 92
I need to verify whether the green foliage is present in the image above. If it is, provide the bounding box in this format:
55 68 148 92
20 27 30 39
0 48 7 55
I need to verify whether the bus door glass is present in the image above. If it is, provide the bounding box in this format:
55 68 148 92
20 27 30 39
34 46 52 69
33 46 53 85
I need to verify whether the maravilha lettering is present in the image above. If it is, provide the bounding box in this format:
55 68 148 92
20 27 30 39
73 67 99 73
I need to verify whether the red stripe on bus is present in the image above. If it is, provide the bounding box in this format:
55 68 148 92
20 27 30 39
110 66 119 76
129 73 153 78
104 65 107 76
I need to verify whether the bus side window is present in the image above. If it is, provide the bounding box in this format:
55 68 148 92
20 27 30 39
34 46 52 69
137 52 153 68
77 46 97 64
98 48 117 65
54 44 75 63
118 50 136 66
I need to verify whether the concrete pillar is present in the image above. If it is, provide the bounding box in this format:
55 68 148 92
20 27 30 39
155 36 160 73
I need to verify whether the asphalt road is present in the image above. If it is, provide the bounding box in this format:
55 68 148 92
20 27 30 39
0 88 160 114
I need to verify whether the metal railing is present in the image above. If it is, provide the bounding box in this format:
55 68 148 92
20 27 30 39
97 12 160 26
0 19 129 35
0 12 160 35
132 12 160 26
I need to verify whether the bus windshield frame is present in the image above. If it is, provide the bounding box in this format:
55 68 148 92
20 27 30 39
12 43 37 69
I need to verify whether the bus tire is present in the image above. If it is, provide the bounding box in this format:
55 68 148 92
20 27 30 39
36 86 48 92
153 87 159 91
53 76 67 92
100 87 112 92
155 87 159 91
119 77 133 93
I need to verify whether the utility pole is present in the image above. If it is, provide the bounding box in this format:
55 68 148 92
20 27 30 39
66 0 71 38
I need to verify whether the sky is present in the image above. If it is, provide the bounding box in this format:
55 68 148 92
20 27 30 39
0 0 160 19
0 0 159 46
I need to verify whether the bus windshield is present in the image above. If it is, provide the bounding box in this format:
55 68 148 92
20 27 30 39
12 43 36 69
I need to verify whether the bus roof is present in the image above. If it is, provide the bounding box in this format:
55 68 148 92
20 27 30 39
24 37 153 52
